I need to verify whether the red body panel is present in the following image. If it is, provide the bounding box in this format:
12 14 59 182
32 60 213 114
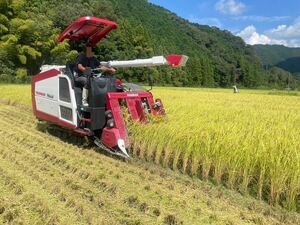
101 128 122 148
58 16 118 47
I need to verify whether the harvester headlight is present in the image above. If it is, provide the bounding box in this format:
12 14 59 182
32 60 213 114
107 119 115 128
105 110 113 119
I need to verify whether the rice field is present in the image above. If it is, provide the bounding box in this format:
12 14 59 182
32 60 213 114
129 87 300 210
0 84 300 224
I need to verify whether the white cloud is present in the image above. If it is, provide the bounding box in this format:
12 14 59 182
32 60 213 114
232 15 290 23
237 26 288 45
266 17 300 40
189 16 222 28
237 25 275 45
271 25 287 33
215 0 246 16
237 17 300 47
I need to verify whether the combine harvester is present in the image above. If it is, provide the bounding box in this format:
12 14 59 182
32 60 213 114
32 16 188 159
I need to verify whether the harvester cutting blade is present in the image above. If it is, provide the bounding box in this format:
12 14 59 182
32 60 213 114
117 139 130 158
94 137 131 159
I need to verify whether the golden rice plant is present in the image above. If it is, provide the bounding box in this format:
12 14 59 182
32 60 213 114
129 87 300 211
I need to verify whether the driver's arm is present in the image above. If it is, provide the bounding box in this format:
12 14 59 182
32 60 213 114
78 64 86 72
77 54 87 73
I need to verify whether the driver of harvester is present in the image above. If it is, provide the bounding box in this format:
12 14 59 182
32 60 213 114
76 45 116 107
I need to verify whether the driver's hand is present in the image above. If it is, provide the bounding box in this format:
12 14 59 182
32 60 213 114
101 66 117 73
108 67 117 73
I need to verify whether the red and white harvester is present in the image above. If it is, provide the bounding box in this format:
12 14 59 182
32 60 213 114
32 16 188 159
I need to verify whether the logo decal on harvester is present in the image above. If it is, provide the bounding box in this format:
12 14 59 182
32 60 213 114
36 91 54 99
35 91 46 97
47 94 54 99
127 93 138 97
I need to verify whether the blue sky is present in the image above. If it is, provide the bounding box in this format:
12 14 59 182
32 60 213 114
149 0 300 47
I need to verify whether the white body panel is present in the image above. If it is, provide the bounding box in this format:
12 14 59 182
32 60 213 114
40 65 66 73
36 97 58 117
35 67 78 127
35 76 59 118
58 75 78 125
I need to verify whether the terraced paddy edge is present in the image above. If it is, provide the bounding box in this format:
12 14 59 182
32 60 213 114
0 100 299 225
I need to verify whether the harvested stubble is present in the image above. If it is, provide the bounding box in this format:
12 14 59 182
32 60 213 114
3 102 300 225
129 87 300 211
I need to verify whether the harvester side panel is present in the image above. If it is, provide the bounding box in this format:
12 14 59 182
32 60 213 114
32 68 78 129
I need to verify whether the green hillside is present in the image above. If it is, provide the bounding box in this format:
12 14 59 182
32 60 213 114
254 45 300 74
0 0 265 87
110 0 265 87
1 0 299 88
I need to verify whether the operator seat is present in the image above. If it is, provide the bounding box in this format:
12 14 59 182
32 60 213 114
66 64 82 106
65 64 77 87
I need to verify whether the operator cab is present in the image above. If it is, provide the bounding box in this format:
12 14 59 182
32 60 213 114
63 63 121 105
61 64 119 133
59 15 120 105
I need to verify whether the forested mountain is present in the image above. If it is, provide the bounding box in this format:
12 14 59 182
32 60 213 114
254 44 300 75
0 0 297 88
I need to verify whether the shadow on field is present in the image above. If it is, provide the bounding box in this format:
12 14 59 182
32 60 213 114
36 122 129 161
